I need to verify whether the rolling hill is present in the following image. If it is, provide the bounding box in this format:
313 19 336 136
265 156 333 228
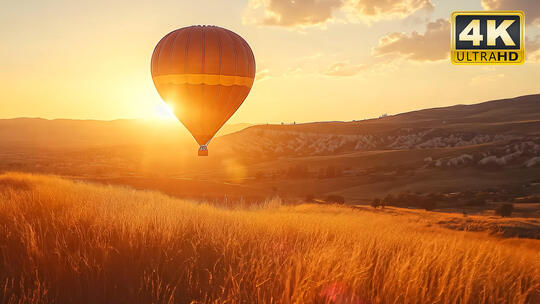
0 94 538 207
216 94 540 156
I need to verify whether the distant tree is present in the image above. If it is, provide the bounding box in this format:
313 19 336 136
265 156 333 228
495 203 514 217
325 195 345 205
397 192 416 207
383 194 395 206
371 198 381 208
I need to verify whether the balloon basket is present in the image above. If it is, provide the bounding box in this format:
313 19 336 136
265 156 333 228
198 145 208 156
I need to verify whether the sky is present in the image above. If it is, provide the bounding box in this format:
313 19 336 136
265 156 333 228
1 0 539 124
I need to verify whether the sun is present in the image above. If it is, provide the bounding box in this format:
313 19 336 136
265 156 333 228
153 102 176 120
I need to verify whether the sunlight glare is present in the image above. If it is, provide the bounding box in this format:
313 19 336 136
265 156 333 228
223 158 247 182
154 102 176 120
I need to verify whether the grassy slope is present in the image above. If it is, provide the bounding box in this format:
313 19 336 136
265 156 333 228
0 173 538 303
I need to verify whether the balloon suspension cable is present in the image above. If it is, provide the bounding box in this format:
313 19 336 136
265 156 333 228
197 136 215 156
198 144 209 156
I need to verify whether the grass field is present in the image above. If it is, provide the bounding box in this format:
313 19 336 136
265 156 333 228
0 172 538 303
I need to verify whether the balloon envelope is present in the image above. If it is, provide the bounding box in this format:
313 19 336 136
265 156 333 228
151 25 255 152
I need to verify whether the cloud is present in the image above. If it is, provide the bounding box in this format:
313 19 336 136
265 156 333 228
255 69 272 81
481 0 540 24
284 66 305 76
481 1 540 61
244 0 433 28
526 35 540 51
344 0 434 22
372 18 449 62
245 0 343 27
322 61 366 76
526 35 540 62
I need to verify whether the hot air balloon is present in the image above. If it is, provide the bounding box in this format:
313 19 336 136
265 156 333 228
151 25 256 156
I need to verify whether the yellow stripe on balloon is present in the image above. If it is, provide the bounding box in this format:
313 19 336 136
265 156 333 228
153 74 254 87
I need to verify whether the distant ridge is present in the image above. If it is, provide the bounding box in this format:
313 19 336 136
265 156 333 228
215 94 539 157
0 94 537 151
222 94 540 136
0 118 252 149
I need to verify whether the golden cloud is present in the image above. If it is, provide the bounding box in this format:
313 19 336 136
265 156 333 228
372 19 449 62
322 61 366 76
482 0 540 24
244 0 433 27
343 0 433 22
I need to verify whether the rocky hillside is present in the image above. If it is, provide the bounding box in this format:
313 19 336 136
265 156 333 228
216 94 540 169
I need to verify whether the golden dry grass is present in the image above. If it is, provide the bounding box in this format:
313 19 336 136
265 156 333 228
0 172 538 303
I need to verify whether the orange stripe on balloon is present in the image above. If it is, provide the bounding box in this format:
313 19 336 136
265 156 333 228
153 74 254 87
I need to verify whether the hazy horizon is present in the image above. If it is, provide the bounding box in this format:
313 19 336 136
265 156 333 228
0 92 536 124
2 1 540 124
